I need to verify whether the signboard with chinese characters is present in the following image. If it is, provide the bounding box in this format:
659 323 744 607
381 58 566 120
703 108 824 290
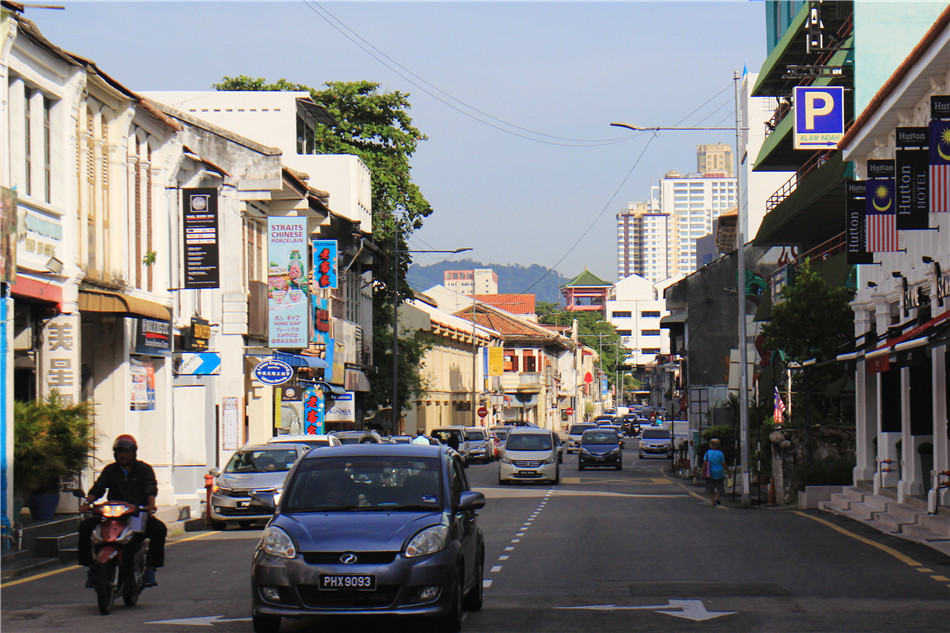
268 218 309 348
182 188 220 288
312 239 338 290
222 397 241 450
303 385 325 434
1 186 18 283
793 86 844 150
42 313 80 404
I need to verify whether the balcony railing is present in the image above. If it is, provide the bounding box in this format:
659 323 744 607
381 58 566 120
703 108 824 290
765 150 835 213
767 231 847 297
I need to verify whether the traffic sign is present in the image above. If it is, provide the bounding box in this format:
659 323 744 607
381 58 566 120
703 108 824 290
565 407 574 415
477 406 488 418
254 359 294 385
584 372 593 384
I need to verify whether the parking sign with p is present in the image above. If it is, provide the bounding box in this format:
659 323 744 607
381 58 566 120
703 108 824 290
793 86 845 150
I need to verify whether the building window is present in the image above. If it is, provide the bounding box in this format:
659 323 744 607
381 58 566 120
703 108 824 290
43 95 51 203
641 311 660 318
524 353 536 373
643 348 661 355
24 88 32 197
611 311 631 318
616 330 632 337
642 329 661 336
503 350 519 373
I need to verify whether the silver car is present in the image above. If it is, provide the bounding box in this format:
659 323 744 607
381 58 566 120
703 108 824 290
463 427 493 463
209 443 311 529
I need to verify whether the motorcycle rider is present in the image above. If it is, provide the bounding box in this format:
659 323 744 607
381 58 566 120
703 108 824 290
78 434 166 588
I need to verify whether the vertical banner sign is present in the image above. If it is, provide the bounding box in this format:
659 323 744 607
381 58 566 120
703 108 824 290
268 218 309 348
846 180 873 265
793 86 845 150
488 346 504 376
895 128 929 230
930 96 950 213
303 385 325 435
312 240 338 290
866 160 899 253
0 187 17 283
311 296 332 380
222 397 240 451
182 188 220 288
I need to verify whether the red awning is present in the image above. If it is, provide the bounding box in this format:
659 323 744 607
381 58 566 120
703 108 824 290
866 309 950 374
9 275 62 308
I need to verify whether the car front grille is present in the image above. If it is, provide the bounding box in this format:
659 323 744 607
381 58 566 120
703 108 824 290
221 488 275 498
297 584 400 609
215 507 265 516
512 460 543 468
302 552 398 565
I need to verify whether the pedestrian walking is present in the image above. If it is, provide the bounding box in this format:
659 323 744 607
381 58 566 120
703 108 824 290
702 438 727 506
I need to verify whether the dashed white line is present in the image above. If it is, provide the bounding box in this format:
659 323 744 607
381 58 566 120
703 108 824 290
483 579 493 588
499 555 509 560
505 546 514 551
490 565 502 573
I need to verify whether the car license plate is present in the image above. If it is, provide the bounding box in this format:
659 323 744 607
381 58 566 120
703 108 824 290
236 500 250 508
518 470 537 476
320 574 376 591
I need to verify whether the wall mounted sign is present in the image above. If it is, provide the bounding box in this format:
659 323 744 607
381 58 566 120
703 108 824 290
895 127 930 230
793 86 844 150
182 188 220 289
254 359 294 385
312 239 338 290
186 316 210 351
132 318 172 356
177 352 221 376
268 218 309 348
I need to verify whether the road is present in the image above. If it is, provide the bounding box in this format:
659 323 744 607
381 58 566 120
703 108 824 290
2 440 949 632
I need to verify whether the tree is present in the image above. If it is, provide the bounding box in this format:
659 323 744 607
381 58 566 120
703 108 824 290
214 76 433 415
761 260 855 430
536 306 622 387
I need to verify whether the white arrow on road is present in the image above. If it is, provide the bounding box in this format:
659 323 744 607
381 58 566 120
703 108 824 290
558 599 736 622
146 615 251 627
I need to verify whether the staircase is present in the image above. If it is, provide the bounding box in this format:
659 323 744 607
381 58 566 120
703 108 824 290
1 515 81 581
819 485 950 556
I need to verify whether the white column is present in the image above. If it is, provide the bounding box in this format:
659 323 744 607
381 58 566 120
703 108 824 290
933 345 948 505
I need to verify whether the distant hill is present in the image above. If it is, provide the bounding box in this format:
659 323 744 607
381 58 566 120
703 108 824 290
407 259 570 305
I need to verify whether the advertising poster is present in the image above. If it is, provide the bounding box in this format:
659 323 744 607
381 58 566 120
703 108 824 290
222 397 240 450
268 218 309 348
130 357 156 411
325 392 355 424
182 188 220 288
312 239 338 290
303 385 325 434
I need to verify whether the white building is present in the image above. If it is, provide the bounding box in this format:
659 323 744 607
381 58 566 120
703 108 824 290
660 170 737 276
616 202 671 282
605 274 682 366
443 268 498 295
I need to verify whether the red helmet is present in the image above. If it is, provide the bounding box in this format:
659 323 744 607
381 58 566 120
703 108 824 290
113 434 138 454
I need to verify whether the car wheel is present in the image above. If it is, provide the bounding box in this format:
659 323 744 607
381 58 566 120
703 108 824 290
578 463 584 471
617 462 623 471
638 453 643 459
252 614 281 633
437 570 464 632
211 520 226 531
462 549 484 612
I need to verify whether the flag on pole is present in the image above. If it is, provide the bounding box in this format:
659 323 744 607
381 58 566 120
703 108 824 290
866 177 900 252
930 118 950 212
774 386 786 427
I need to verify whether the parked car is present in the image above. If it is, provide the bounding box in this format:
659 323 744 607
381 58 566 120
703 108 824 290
593 415 616 426
431 426 471 464
498 427 560 485
639 427 674 459
249 443 485 633
463 427 493 463
488 426 510 444
566 423 597 453
577 429 623 470
208 443 311 530
268 434 342 449
501 420 535 427
331 430 383 445
386 435 413 444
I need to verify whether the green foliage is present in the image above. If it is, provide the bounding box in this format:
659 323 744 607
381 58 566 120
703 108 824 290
791 456 855 491
14 392 96 494
537 307 622 385
142 250 157 267
701 425 736 446
214 76 433 414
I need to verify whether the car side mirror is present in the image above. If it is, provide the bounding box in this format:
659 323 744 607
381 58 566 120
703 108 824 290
458 490 486 511
209 467 221 477
249 492 277 512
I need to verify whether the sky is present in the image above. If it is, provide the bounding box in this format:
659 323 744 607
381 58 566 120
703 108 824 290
29 1 768 285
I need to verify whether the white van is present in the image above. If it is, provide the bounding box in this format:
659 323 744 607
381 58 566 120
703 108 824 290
498 428 560 485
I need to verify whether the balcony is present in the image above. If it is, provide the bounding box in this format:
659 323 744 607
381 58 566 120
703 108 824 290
500 373 543 392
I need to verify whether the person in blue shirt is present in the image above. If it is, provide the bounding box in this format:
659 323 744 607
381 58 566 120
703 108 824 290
703 438 727 506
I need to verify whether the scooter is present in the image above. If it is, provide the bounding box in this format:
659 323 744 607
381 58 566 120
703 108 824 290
75 490 149 615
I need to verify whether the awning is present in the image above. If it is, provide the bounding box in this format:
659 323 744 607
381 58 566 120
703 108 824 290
659 313 686 327
273 351 329 369
10 275 62 308
345 367 371 392
79 289 171 320
863 310 950 373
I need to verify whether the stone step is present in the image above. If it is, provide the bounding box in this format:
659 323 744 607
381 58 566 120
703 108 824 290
823 489 864 513
35 531 78 559
869 503 926 534
847 495 890 521
0 556 60 582
902 512 950 542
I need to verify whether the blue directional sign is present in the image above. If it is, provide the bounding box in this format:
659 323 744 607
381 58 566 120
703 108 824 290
794 86 845 150
177 352 221 376
254 359 294 385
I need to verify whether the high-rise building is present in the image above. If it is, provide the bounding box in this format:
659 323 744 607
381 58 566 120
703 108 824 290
696 143 734 176
443 268 498 295
616 202 671 283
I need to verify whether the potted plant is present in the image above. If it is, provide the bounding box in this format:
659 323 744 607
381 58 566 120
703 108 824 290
14 392 96 521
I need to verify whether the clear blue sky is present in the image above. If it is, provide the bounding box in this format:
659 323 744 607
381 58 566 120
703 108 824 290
33 1 767 284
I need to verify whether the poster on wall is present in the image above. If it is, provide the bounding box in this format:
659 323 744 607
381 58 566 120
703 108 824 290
182 188 220 289
268 218 309 348
222 397 240 450
130 357 156 411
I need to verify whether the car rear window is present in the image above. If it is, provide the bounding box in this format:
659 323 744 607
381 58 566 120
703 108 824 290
641 428 671 439
569 424 596 435
491 428 509 440
466 430 485 440
506 433 552 451
582 431 618 444
224 449 298 473
284 456 442 512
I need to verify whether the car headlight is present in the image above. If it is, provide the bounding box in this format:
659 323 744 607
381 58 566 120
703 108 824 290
212 484 230 495
405 525 449 558
610 448 621 455
261 526 296 559
543 456 556 464
501 456 513 464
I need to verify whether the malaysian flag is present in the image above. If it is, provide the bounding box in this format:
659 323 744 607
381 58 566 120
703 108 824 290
866 178 900 252
931 118 950 212
774 386 786 428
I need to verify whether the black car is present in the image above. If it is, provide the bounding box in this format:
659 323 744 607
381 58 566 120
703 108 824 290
250 443 485 633
577 428 622 470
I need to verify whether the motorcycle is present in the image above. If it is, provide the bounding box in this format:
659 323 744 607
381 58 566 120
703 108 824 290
75 490 149 615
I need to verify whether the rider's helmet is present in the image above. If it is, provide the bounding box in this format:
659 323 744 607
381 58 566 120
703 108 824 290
113 434 138 458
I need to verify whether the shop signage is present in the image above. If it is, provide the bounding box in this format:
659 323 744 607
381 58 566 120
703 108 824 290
254 359 294 385
182 188 220 289
845 180 873 265
268 218 309 348
895 127 930 230
312 239 338 290
177 352 221 376
303 385 325 434
132 318 172 356
325 392 355 424
186 316 210 351
793 86 844 150
0 187 16 283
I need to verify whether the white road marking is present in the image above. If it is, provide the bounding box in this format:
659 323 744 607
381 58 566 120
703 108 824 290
146 616 252 627
490 565 502 573
483 579 493 588
499 555 509 560
557 599 736 622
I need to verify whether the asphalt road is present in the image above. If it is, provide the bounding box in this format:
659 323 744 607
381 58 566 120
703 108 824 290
2 440 949 633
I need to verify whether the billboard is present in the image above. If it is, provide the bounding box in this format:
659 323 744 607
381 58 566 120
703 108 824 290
268 218 309 348
182 188 220 288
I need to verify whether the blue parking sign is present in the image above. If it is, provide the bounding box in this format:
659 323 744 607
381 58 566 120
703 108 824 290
794 86 845 150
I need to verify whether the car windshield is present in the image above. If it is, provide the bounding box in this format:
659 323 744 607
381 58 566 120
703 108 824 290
431 430 461 444
642 428 671 439
582 431 618 445
491 428 509 440
569 424 596 435
284 456 442 512
466 430 485 440
506 434 552 451
224 449 298 473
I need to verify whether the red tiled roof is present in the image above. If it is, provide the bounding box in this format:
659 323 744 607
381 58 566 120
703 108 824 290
474 294 535 315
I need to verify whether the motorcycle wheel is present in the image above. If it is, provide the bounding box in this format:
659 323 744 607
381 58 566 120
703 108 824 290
95 563 116 615
123 566 142 607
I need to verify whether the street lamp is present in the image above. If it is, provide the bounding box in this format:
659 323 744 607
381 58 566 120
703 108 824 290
611 71 752 506
391 247 472 432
